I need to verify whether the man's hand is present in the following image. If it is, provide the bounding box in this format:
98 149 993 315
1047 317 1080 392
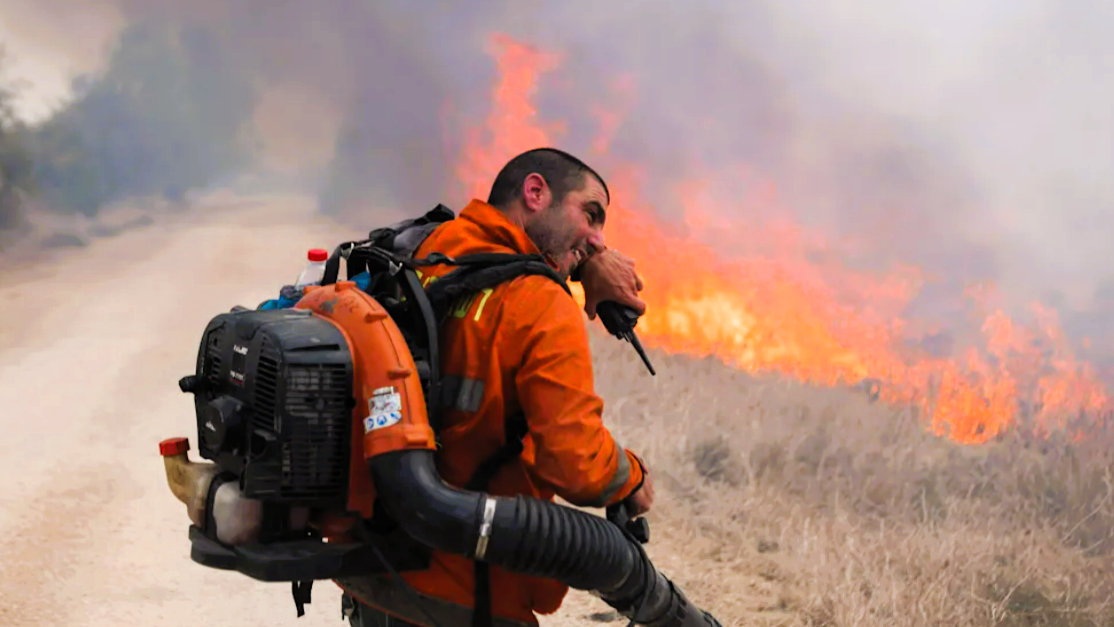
626 471 654 516
579 248 646 321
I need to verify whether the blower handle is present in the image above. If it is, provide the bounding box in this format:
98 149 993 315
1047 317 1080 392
605 499 650 545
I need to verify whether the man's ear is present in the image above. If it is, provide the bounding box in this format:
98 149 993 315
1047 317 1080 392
521 172 551 215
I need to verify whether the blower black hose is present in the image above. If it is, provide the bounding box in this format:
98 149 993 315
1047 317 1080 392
368 450 723 627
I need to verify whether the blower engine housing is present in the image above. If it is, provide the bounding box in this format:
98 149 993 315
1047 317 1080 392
177 284 437 582
191 307 354 508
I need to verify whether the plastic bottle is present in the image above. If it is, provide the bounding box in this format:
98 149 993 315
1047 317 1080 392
295 248 329 291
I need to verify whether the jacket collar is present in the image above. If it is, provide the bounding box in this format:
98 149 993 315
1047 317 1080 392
457 199 544 258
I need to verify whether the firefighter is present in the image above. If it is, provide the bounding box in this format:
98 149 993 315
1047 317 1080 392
343 148 655 627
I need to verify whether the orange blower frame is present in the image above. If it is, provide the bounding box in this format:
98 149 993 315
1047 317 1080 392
295 280 437 521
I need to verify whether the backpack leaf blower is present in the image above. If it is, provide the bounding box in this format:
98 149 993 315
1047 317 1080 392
159 206 721 627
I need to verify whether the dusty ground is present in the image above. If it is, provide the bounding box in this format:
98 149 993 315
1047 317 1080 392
0 194 358 626
3 193 1113 627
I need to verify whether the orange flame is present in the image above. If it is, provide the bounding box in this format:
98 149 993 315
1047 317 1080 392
455 34 1114 445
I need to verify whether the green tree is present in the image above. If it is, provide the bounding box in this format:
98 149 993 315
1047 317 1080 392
0 47 35 230
32 20 258 216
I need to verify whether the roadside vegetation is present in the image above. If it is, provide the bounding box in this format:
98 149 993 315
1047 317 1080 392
0 23 256 251
592 334 1114 627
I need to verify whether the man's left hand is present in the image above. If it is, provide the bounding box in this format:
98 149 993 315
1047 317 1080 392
579 248 646 321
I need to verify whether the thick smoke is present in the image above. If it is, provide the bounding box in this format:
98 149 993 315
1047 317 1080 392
4 0 1114 350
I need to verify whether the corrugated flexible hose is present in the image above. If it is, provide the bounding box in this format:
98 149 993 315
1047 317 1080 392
368 450 724 627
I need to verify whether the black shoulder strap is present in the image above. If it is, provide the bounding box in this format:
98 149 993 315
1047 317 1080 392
464 411 529 493
421 252 570 323
465 411 529 627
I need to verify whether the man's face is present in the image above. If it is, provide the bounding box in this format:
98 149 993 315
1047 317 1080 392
522 172 608 279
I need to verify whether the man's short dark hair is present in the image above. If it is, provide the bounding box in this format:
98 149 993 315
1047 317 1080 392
486 148 610 209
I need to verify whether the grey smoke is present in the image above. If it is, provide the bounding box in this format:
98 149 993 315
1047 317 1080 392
5 0 1114 353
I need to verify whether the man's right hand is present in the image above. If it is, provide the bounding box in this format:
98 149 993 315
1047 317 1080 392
579 248 647 321
626 470 655 516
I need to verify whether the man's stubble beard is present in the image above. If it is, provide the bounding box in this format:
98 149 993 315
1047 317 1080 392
525 200 580 280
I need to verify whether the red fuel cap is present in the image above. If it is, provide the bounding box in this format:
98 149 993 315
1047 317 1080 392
159 437 190 457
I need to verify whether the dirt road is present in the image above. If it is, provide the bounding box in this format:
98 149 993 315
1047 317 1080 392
0 195 377 626
0 194 631 627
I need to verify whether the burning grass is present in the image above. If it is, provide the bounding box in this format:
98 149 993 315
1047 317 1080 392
464 37 1114 624
587 327 1114 627
453 33 1114 451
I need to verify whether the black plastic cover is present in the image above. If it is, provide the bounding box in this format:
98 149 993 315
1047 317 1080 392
187 524 430 581
189 307 355 507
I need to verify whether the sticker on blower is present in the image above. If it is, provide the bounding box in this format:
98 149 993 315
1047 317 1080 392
365 386 403 432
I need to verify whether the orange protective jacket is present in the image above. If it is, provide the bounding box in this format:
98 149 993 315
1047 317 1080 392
360 199 646 625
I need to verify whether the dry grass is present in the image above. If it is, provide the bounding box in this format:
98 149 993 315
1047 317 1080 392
585 327 1114 627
